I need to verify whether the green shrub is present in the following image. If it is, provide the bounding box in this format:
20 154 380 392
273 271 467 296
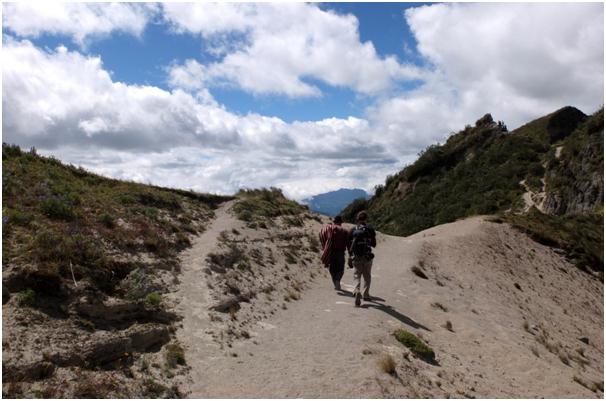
145 292 161 307
99 212 115 228
393 329 435 361
16 288 35 306
137 191 181 211
39 198 74 220
7 209 34 227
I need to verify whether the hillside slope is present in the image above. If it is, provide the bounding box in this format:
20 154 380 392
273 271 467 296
342 107 603 274
2 144 231 398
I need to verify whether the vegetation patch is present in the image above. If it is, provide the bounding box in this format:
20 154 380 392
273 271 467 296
165 343 186 368
377 354 397 375
145 292 162 308
231 188 306 223
393 329 435 361
16 288 35 306
503 210 603 273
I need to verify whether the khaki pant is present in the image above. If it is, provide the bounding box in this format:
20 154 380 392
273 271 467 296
352 256 373 298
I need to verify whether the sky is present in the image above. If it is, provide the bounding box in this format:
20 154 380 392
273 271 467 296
2 2 604 201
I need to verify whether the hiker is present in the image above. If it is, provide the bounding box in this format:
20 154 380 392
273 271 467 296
319 215 349 290
348 211 377 307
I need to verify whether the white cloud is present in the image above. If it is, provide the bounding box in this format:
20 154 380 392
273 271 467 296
2 3 157 46
365 3 604 156
164 3 423 97
2 37 394 199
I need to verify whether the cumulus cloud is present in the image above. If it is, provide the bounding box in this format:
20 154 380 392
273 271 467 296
2 2 157 46
2 37 394 199
363 2 604 158
164 3 423 97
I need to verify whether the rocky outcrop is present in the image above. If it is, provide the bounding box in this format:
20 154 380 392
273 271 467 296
75 296 178 326
544 131 604 216
543 173 603 215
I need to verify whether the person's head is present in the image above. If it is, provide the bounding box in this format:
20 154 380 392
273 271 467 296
333 215 343 225
356 211 368 223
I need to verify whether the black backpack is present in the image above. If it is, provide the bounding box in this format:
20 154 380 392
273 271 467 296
350 225 374 257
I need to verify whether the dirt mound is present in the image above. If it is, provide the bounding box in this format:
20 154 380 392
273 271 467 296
174 214 603 398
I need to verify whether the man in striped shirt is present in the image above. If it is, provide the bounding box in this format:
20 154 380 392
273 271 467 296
319 215 349 291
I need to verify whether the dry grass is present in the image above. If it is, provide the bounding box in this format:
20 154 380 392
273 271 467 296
165 343 186 368
377 354 397 375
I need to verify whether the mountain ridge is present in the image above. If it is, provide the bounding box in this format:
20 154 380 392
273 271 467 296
341 106 603 274
303 187 369 216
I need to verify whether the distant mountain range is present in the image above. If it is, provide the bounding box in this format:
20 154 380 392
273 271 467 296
303 188 369 216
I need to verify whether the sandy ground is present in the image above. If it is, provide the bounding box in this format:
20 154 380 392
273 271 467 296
172 204 604 398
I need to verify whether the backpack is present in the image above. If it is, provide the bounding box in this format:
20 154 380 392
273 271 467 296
350 225 373 257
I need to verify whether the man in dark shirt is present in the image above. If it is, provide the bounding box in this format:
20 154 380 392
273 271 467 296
347 211 377 307
319 215 349 290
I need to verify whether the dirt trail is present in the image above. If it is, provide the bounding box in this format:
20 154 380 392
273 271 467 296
173 205 603 398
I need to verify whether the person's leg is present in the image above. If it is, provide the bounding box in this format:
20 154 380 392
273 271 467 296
362 259 373 299
352 258 363 306
334 252 345 285
328 253 338 284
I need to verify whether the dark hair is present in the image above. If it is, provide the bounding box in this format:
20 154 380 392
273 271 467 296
333 215 343 224
356 211 368 222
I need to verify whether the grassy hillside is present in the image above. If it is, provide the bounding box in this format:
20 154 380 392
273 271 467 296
3 143 230 298
2 143 231 397
342 107 603 274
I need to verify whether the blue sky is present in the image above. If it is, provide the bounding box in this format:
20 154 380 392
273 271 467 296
2 3 603 199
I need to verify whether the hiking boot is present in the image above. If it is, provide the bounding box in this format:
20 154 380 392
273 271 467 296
355 293 362 307
333 281 341 291
363 296 371 301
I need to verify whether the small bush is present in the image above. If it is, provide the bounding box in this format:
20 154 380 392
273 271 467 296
145 292 161 307
79 319 95 331
16 288 35 306
165 343 185 368
39 198 74 220
98 212 115 228
377 354 396 375
393 329 435 361
207 244 248 271
7 209 34 227
143 379 168 397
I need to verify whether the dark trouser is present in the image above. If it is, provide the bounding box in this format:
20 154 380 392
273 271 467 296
329 251 345 283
